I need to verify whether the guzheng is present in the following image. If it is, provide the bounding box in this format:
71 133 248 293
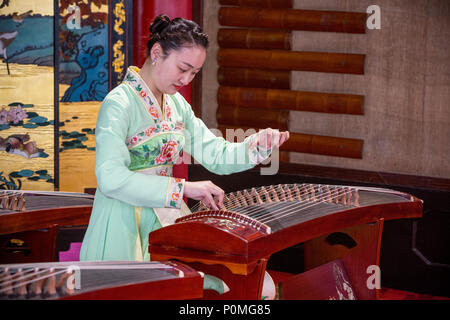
0 260 203 300
148 183 423 299
0 190 94 235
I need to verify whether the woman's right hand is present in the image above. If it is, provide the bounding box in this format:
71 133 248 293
184 181 225 210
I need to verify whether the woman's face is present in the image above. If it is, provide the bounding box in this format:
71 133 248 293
152 45 206 95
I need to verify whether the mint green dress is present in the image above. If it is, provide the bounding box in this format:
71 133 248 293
80 66 272 262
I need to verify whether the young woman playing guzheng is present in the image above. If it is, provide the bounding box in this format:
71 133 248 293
80 15 289 298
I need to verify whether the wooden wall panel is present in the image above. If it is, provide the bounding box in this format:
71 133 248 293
215 1 366 161
202 0 450 179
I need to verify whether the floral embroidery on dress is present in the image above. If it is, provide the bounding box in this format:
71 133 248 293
158 168 170 176
166 177 185 209
155 140 179 165
126 120 181 149
135 166 173 177
123 67 177 125
125 73 136 83
161 122 170 131
122 66 186 209
123 67 162 123
165 104 172 119
128 133 185 171
247 130 273 164
144 127 156 137
148 105 159 120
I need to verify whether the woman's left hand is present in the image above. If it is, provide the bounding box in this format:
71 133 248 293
257 128 290 150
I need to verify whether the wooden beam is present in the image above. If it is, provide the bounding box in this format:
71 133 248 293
218 28 291 49
218 67 291 89
217 125 364 159
218 48 365 74
217 106 289 130
219 7 366 34
219 0 293 8
218 86 364 115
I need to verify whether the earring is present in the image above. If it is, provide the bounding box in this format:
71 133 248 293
152 58 156 66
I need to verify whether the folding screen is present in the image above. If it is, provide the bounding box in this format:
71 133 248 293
0 0 131 192
0 1 55 190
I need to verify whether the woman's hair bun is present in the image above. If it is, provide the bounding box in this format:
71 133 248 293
149 14 171 37
146 14 209 57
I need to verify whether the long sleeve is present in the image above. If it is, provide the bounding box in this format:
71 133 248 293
94 92 184 208
176 95 272 175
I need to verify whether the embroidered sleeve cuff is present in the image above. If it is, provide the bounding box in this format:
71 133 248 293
165 177 185 209
246 133 273 165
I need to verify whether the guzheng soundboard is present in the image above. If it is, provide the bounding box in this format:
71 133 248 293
0 191 94 235
0 260 203 300
148 183 422 299
150 183 422 268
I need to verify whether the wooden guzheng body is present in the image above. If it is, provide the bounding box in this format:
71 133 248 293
149 183 423 300
0 190 94 235
0 190 94 263
0 260 203 300
0 191 204 300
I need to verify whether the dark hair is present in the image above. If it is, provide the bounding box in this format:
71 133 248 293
147 14 209 57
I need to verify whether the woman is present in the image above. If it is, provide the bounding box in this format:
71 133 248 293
80 15 289 263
